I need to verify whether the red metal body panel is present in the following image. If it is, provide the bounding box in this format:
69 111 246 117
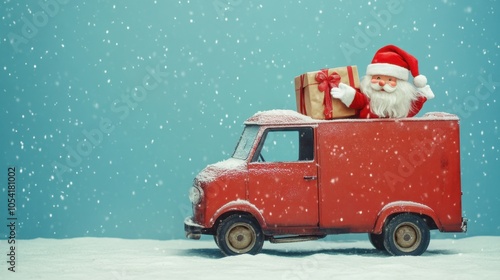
248 161 319 227
316 117 462 233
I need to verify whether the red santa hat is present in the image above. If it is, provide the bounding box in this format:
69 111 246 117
366 45 427 88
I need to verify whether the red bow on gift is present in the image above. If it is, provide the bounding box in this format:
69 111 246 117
315 69 341 119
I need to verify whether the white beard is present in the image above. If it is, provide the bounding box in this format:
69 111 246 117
360 76 419 118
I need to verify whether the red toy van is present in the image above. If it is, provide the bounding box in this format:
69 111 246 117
184 110 467 256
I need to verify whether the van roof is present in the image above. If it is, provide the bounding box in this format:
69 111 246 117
244 110 459 125
244 110 318 125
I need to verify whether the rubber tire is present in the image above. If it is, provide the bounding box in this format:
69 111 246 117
368 233 386 251
213 234 220 248
383 213 430 256
216 214 264 256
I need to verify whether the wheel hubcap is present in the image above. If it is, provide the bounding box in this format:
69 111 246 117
394 223 421 252
226 223 256 253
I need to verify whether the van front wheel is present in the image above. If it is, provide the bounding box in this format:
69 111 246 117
216 214 264 256
383 213 430 256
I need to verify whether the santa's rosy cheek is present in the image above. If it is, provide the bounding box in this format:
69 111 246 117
371 78 378 83
389 81 397 87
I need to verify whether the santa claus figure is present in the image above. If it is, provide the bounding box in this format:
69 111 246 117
332 45 435 118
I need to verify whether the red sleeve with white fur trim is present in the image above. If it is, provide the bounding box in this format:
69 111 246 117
407 96 428 117
349 90 370 110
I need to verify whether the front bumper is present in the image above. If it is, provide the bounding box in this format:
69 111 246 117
184 216 203 240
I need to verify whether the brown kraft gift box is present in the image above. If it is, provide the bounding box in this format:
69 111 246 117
294 65 360 120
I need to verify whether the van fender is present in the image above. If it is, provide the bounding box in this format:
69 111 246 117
373 201 441 234
208 200 266 229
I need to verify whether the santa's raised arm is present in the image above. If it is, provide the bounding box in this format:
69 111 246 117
331 45 435 119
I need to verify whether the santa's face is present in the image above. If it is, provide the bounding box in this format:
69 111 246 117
360 75 418 118
370 75 398 93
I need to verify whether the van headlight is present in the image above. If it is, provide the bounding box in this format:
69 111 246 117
189 186 203 204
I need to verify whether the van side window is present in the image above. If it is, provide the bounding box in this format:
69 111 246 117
252 127 314 162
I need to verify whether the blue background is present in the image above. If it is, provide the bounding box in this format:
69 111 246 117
1 0 499 240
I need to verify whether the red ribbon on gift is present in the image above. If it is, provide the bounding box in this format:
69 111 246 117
299 75 308 115
315 69 341 119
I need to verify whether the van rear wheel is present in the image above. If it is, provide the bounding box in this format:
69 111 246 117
383 213 430 256
368 233 386 251
216 214 264 256
213 234 219 247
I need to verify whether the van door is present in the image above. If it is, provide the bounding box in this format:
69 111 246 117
247 127 319 227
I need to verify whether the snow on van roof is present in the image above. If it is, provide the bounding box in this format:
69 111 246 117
421 112 459 120
244 109 318 125
244 110 458 125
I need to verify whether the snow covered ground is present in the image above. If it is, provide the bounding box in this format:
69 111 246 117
1 236 499 279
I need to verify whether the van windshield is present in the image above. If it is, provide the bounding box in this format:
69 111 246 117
232 125 260 160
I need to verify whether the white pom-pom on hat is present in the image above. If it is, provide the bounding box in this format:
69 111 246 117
413 74 427 88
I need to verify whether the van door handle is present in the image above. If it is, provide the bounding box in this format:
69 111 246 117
303 176 317 181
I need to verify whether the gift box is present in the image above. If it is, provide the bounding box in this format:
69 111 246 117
294 66 360 120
